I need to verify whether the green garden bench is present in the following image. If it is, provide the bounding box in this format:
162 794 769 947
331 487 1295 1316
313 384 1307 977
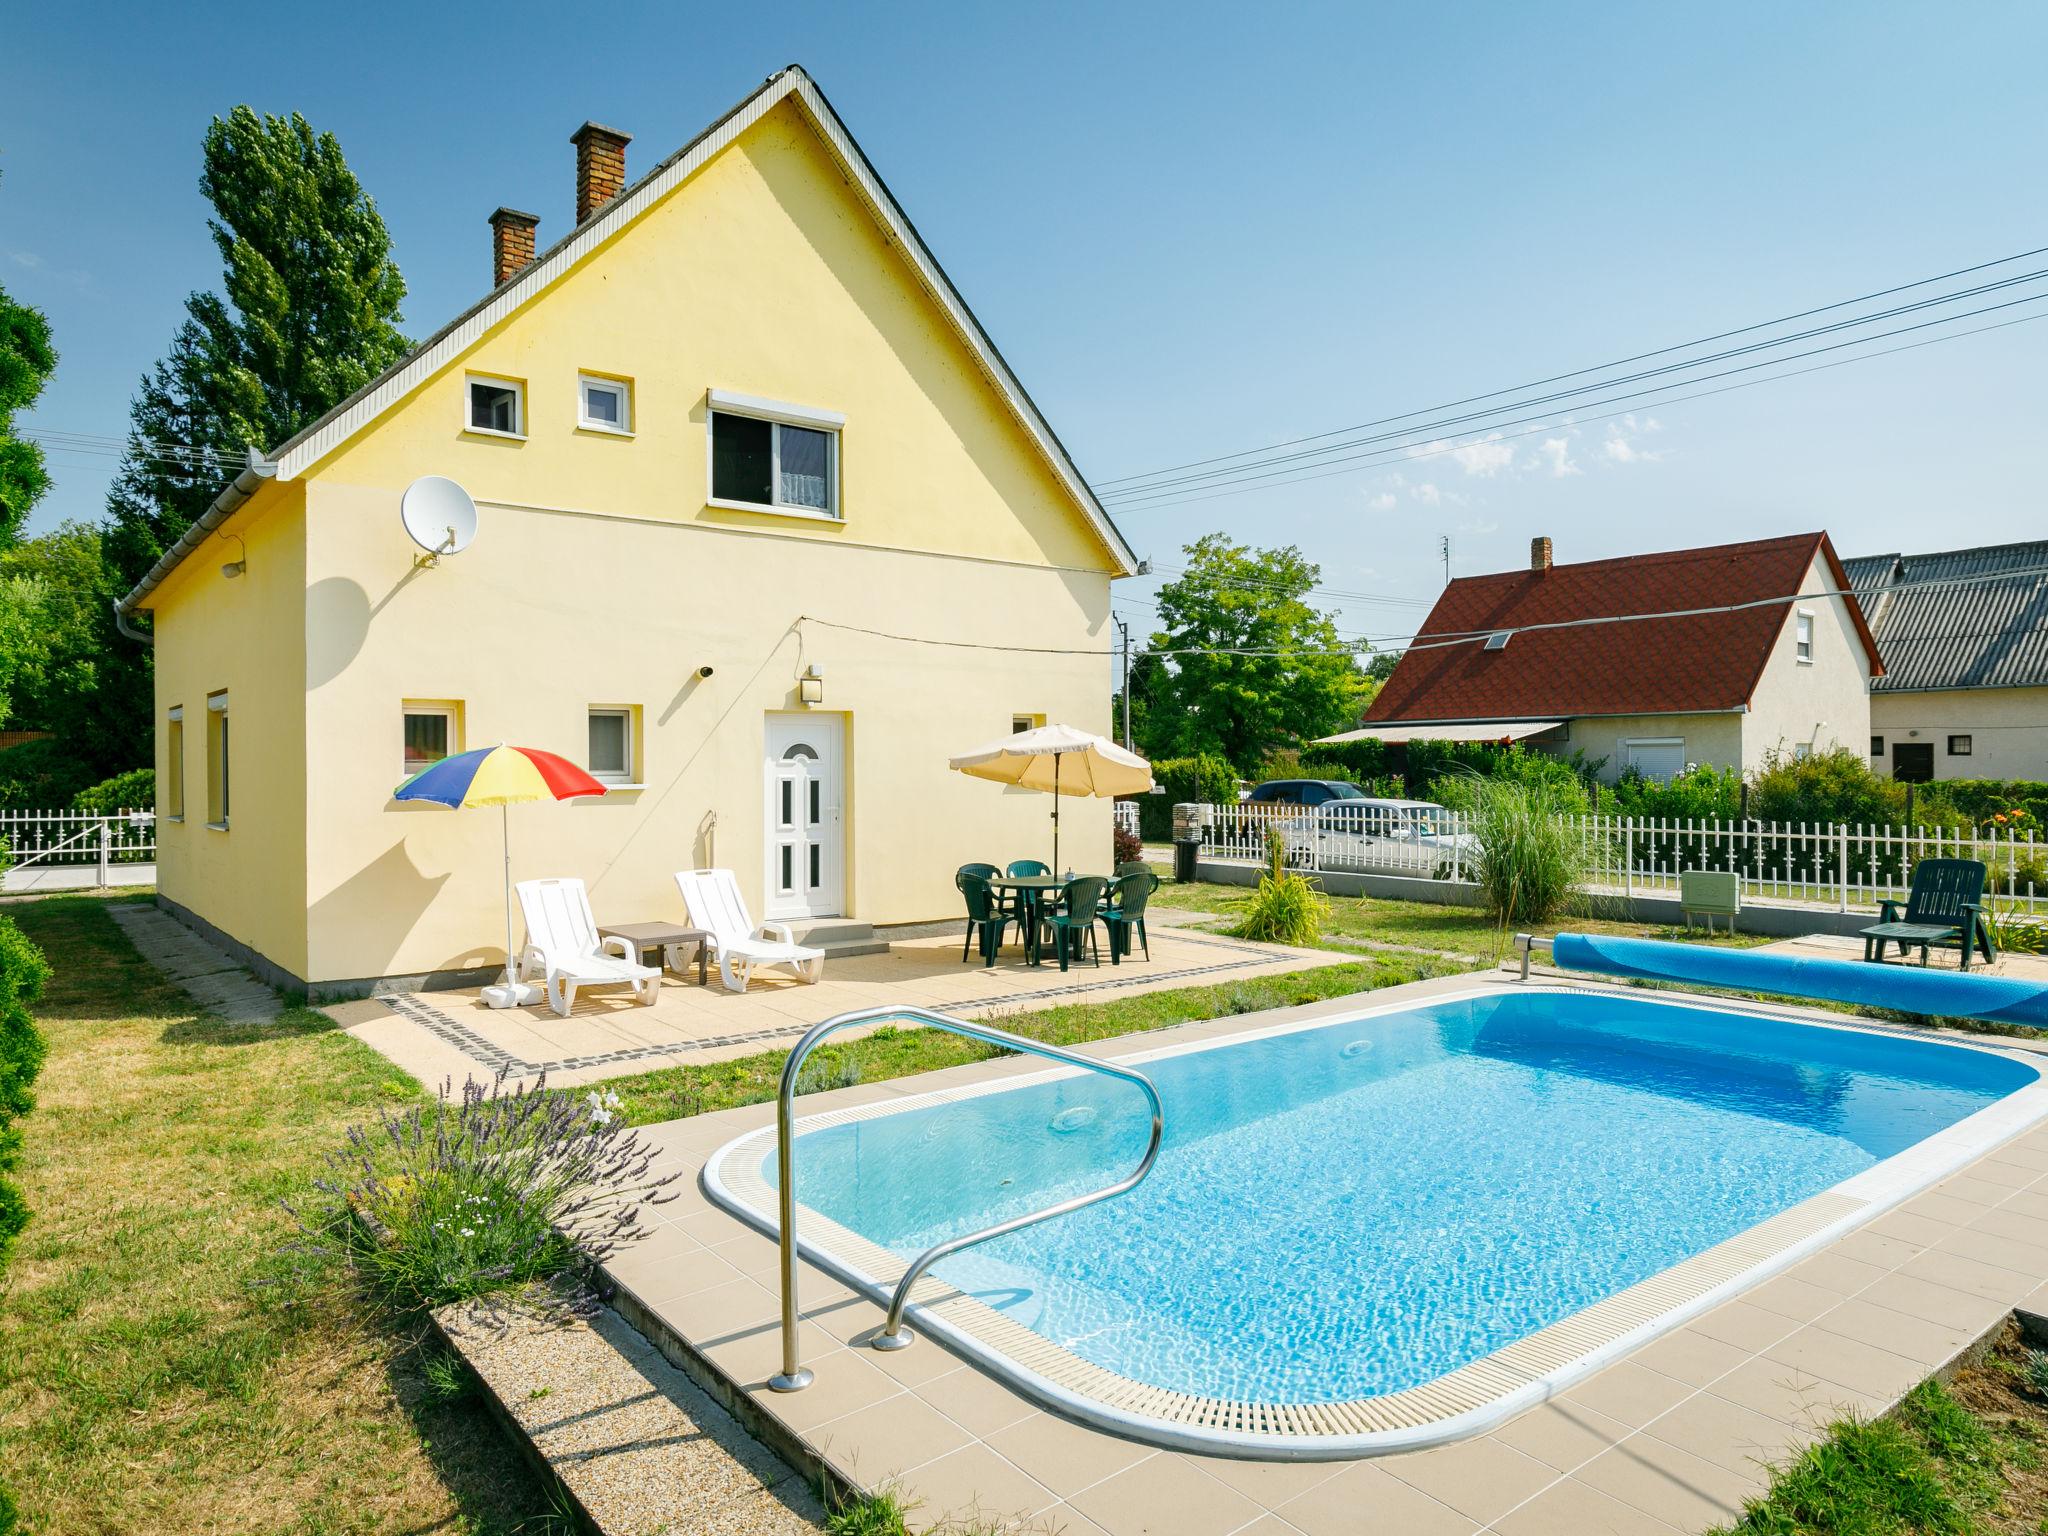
1859 858 1997 971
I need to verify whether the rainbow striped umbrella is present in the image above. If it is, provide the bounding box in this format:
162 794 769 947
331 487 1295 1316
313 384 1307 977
394 745 608 998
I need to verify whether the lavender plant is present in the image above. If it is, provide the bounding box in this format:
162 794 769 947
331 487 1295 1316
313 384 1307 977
293 1071 679 1309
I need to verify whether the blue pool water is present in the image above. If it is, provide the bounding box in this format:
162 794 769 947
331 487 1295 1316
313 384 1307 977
773 992 2034 1404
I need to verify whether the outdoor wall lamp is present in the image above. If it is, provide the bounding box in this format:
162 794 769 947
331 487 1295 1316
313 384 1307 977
799 665 825 705
218 532 247 579
697 664 715 679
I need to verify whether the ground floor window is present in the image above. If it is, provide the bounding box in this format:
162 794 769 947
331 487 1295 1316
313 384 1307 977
1948 734 1973 756
588 706 637 784
166 707 184 819
1871 735 1884 757
403 702 460 777
206 692 230 827
1622 738 1685 783
1011 712 1045 735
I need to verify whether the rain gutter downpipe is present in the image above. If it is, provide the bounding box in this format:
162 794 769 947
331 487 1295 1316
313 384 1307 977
111 449 279 646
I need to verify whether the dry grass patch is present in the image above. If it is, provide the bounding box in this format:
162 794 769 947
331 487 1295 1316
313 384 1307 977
0 896 558 1535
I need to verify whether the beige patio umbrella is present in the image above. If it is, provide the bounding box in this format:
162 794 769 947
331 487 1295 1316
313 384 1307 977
949 723 1153 874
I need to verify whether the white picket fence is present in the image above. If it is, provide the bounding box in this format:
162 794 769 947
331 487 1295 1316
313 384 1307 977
1187 802 2046 915
0 809 157 887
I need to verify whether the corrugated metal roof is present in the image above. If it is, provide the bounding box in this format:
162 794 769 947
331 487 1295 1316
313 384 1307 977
1845 540 2048 692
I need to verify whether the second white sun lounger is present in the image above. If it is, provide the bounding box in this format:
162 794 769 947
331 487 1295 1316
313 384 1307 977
673 868 825 994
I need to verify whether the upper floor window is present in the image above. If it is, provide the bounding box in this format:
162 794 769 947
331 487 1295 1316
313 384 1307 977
578 374 632 435
1794 612 1814 663
707 388 843 519
166 706 185 820
466 374 525 438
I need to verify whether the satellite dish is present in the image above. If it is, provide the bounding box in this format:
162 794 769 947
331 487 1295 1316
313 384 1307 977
400 476 479 564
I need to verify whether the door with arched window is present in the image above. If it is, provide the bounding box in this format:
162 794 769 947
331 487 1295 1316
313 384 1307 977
763 714 844 919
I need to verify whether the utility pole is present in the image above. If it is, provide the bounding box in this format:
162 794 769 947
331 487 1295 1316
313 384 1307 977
1439 534 1453 585
1119 618 1136 748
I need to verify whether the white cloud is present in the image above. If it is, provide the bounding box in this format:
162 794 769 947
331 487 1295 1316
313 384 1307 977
1451 435 1515 477
1366 490 1397 511
1537 437 1581 477
1412 482 1443 506
6 249 42 270
1601 414 1665 465
1458 516 1500 537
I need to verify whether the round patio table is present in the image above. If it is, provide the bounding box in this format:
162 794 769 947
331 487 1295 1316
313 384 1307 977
985 874 1077 966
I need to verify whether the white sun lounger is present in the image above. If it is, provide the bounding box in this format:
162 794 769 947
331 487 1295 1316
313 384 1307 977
673 868 825 994
514 877 662 1018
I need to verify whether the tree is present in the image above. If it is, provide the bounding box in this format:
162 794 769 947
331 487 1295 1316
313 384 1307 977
0 215 57 547
1135 535 1369 773
106 106 410 586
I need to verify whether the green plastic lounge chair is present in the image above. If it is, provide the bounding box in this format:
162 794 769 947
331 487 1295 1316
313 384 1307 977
1100 869 1159 962
956 870 1010 968
1859 858 1996 971
1043 876 1108 972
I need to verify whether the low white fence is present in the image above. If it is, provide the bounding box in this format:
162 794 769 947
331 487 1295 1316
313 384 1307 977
0 809 157 887
1187 803 2045 915
1114 801 1141 840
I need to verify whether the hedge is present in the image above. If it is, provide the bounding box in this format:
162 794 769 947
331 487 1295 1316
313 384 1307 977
71 767 155 815
1139 754 1239 840
0 914 49 1276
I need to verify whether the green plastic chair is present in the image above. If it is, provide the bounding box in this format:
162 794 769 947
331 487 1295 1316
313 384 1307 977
1042 876 1108 972
955 870 1009 968
1100 870 1159 962
1004 858 1051 930
1860 858 1997 970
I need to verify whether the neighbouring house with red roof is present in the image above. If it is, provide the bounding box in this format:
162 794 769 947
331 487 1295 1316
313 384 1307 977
1324 533 1885 783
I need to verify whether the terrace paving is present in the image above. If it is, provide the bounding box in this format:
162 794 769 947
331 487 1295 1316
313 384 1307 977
593 970 2048 1535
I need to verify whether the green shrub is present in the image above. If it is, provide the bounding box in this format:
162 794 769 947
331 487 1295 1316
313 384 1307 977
1751 747 1908 826
1139 753 1239 840
1460 774 1590 925
1231 829 1329 946
1608 761 1743 820
0 738 99 811
1923 778 2048 828
71 767 155 815
0 915 51 1276
295 1076 680 1310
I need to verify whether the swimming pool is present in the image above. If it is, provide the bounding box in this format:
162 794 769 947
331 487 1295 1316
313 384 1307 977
704 985 2048 1456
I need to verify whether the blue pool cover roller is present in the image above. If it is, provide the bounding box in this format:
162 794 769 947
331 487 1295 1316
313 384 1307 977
1551 933 2048 1028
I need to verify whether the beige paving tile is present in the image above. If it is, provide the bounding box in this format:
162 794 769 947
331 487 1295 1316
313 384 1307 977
1488 1474 1682 1536
1065 1455 1264 1536
1866 1208 1965 1250
808 1391 973 1483
740 1349 908 1436
1812 1296 1981 1361
1172 1451 1344 1508
1826 1226 1925 1270
1573 1436 1759 1530
982 1411 1157 1499
1687 1300 1802 1354
1215 1520 1303 1536
1029 1504 1119 1536
1272 1461 1481 1536
1957 1157 2040 1191
1743 1272 1848 1323
1784 1249 1889 1297
1938 1225 2048 1277
1896 1245 2040 1301
896 1442 1062 1534
913 1365 1041 1439
1381 1435 1559 1524
1630 1327 1753 1388
1998 1187 2048 1222
1492 1400 1634 1473
1908 1192 2005 1227
1761 1326 1929 1400
1856 1270 2014 1333
1964 1203 2048 1248
1706 1355 1878 1429
1642 1388 1817 1477
1939 1172 2024 1208
1563 1362 1695 1428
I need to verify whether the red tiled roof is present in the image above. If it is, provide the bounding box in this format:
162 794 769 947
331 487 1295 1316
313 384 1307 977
1364 532 1883 724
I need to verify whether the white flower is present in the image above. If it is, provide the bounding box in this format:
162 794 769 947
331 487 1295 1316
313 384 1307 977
459 1226 476 1237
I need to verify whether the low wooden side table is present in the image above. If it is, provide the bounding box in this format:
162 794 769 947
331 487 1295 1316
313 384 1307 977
598 922 712 985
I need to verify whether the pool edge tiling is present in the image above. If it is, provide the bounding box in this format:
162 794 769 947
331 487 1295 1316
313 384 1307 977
701 984 2048 1460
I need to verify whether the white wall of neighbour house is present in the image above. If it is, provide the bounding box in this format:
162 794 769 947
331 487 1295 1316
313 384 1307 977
1541 713 1747 783
1738 558 1875 773
1871 687 2048 781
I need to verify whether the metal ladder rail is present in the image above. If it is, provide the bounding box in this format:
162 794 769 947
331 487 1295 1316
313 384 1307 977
767 1004 1165 1392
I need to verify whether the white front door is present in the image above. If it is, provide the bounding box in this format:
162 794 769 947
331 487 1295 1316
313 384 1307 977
764 713 844 920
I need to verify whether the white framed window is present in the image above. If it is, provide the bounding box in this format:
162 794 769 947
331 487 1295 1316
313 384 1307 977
465 374 525 438
403 702 460 777
1794 611 1814 663
1794 742 1812 762
206 691 230 829
588 706 638 785
1623 737 1686 784
1011 712 1045 736
706 388 843 520
577 374 632 435
166 706 185 820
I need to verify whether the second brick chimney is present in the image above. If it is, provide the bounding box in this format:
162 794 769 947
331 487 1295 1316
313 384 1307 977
488 207 540 287
571 122 632 224
1532 535 1553 573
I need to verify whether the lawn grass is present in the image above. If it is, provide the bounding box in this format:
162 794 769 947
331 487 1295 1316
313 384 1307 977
0 895 554 1535
1708 1324 2048 1534
598 948 1466 1128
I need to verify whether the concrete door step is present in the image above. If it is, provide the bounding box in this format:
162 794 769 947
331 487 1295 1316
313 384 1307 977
783 919 890 958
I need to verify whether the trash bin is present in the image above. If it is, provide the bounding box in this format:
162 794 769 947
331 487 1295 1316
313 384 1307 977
1173 838 1199 883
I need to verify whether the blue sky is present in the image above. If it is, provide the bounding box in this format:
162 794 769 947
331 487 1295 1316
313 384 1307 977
6 1 2044 646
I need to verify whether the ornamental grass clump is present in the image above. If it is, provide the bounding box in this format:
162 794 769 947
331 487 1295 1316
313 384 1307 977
1232 828 1329 947
1457 772 1590 927
295 1072 678 1309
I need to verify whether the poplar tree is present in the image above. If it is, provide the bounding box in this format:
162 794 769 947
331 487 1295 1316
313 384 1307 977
0 232 56 547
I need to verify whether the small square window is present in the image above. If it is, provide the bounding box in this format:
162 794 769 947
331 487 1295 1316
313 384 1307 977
403 704 459 777
1795 612 1814 662
1871 735 1884 757
588 707 634 783
1011 713 1045 736
1948 734 1973 756
578 374 632 434
466 375 524 437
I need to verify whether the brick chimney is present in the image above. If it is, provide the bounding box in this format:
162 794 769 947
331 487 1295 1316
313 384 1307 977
488 207 539 287
1531 535 1553 573
571 122 632 224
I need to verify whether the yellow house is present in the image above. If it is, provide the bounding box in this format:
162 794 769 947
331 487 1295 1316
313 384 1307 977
117 67 1137 995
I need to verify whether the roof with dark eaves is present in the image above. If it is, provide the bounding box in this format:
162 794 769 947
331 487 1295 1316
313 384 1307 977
1844 539 2048 693
1364 532 1882 725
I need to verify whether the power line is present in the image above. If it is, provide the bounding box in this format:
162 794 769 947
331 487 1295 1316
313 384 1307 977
1092 243 2048 492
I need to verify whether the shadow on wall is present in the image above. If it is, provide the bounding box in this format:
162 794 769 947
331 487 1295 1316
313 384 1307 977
305 840 461 984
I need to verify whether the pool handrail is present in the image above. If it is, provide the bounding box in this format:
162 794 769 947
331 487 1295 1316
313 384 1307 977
1513 932 1549 981
766 1004 1166 1392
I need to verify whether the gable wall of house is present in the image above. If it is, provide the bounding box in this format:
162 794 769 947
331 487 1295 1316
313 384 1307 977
1739 554 1876 771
